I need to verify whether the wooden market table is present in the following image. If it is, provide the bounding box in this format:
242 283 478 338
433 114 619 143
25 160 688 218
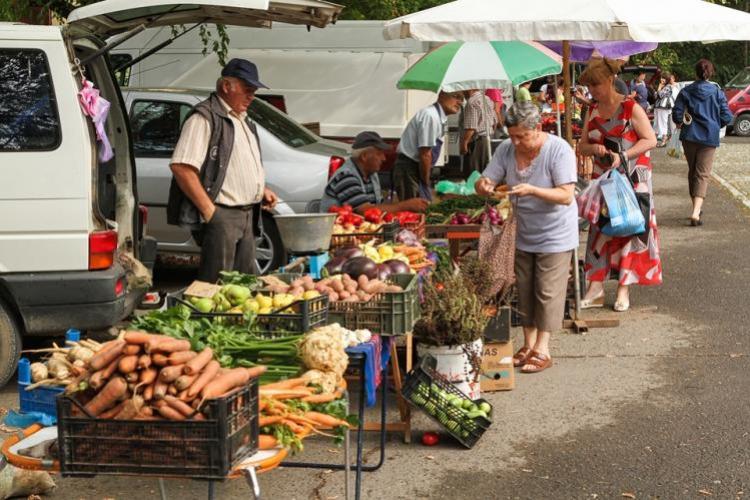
426 224 482 260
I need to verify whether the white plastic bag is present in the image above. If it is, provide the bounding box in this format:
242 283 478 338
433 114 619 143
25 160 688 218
666 133 683 159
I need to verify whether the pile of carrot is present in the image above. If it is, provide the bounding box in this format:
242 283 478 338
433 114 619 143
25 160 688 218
66 330 266 421
257 377 350 450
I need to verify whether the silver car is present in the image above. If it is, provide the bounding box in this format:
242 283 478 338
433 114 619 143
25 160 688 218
122 88 349 273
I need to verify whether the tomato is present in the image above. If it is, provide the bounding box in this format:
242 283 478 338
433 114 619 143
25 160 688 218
435 283 445 292
421 432 439 446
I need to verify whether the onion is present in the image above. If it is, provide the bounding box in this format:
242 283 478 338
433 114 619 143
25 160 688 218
384 259 411 275
341 257 378 279
335 246 364 259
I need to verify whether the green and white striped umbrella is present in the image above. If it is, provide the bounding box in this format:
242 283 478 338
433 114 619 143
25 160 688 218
398 40 562 93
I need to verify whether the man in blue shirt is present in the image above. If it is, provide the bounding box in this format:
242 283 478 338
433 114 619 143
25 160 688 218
393 91 464 202
320 131 428 214
629 69 649 110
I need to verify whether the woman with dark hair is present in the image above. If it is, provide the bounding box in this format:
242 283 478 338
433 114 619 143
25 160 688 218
653 72 676 147
672 59 733 226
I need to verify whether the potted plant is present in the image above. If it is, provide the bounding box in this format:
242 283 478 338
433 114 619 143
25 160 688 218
414 257 493 398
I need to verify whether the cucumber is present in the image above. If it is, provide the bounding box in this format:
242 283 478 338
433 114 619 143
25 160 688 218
423 402 437 414
479 402 492 414
462 399 473 410
411 394 426 406
450 398 464 409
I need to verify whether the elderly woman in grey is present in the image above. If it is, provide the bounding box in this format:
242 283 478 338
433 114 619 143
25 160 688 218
476 102 579 374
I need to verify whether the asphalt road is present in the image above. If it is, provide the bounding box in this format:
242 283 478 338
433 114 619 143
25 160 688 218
3 141 750 499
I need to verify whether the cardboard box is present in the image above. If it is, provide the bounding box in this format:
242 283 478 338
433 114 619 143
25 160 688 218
480 341 514 392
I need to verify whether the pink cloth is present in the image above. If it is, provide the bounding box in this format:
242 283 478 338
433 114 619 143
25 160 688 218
78 78 113 162
485 88 504 107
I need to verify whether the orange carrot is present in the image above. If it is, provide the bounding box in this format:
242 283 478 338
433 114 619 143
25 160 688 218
123 344 141 356
88 340 125 371
140 406 154 417
125 372 139 383
190 412 206 421
164 395 195 418
201 368 250 400
114 396 144 420
281 419 307 434
168 351 197 365
99 400 128 419
168 384 178 396
137 354 152 369
123 331 166 345
186 360 220 399
147 338 190 354
301 393 339 404
184 347 213 376
304 411 350 428
84 377 128 417
174 373 198 392
153 380 168 400
259 434 278 450
259 377 306 391
246 366 268 379
259 415 284 427
151 353 169 366
159 364 185 383
143 383 155 401
118 355 139 374
157 405 185 420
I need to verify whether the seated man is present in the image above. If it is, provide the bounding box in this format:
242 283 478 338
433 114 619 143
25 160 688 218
320 131 429 214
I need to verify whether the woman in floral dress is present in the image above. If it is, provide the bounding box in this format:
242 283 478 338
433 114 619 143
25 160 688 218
577 58 661 312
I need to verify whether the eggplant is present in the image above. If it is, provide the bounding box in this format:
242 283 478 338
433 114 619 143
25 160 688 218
375 263 392 281
341 256 378 279
335 246 364 259
324 255 348 275
384 259 411 275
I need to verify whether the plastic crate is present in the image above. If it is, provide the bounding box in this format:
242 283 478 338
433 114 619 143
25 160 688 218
401 355 492 449
57 381 258 480
329 222 399 251
327 273 419 336
399 214 426 239
18 383 64 418
167 289 328 336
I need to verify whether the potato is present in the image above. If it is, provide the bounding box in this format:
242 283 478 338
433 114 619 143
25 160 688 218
357 275 370 289
327 291 340 302
302 275 315 291
338 290 350 300
345 284 358 295
385 285 403 293
289 286 305 297
356 290 372 302
343 295 359 302
331 279 344 293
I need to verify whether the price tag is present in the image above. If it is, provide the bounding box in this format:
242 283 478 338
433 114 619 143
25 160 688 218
184 281 221 298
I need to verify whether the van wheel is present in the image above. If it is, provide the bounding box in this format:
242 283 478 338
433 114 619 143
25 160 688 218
734 114 750 137
0 301 22 387
255 213 285 275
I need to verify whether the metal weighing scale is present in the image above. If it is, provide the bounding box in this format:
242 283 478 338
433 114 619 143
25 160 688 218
273 213 336 278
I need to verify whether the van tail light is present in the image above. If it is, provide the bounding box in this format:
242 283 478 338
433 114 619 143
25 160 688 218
114 278 125 297
328 156 346 179
89 230 117 270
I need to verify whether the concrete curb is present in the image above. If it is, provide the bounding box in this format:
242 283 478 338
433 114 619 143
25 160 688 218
712 171 750 210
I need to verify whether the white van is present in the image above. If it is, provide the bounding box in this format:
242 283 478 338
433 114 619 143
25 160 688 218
0 0 341 385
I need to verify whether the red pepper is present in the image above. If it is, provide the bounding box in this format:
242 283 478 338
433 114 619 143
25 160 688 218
384 213 395 223
363 207 383 224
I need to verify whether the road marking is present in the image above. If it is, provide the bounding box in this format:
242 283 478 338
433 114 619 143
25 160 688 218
712 171 750 210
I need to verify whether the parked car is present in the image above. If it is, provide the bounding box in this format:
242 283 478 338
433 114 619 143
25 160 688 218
724 67 750 136
122 88 350 274
0 0 341 386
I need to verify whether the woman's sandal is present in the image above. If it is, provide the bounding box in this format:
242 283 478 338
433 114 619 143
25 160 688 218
614 300 630 312
580 290 605 309
520 350 553 374
512 346 533 367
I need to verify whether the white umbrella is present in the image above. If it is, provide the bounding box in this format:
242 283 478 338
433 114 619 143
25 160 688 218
383 0 750 42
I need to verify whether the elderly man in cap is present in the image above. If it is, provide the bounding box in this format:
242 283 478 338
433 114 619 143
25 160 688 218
168 58 278 282
321 131 428 214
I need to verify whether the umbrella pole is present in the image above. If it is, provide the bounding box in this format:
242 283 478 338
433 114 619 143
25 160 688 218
563 41 573 146
554 79 561 137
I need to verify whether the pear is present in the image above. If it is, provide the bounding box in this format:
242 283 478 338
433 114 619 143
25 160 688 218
194 297 215 313
226 285 251 306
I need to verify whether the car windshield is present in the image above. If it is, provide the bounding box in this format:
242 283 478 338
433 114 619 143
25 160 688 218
248 99 316 148
726 68 750 89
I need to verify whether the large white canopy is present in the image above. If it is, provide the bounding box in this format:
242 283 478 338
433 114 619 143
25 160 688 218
383 0 750 42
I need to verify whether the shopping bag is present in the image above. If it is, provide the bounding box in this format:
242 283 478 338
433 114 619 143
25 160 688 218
576 177 603 224
478 210 517 301
599 169 646 237
666 133 682 159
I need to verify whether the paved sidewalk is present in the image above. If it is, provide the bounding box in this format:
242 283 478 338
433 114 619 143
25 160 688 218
1 143 749 499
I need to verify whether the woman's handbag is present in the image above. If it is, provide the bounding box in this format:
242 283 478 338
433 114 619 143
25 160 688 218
478 207 517 301
598 169 646 237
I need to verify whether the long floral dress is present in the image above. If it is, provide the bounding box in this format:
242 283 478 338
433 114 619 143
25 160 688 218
585 98 663 286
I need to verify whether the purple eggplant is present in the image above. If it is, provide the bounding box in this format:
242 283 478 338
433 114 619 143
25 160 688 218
341 256 378 279
324 255 348 275
384 259 411 275
335 246 364 259
375 263 392 281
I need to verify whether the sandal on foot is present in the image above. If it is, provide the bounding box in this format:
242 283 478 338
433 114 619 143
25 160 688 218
613 300 630 312
690 216 703 226
580 291 605 309
521 351 553 374
512 346 533 367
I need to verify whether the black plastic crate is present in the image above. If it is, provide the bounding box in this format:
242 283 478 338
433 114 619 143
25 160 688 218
327 273 419 336
401 355 492 449
167 289 328 336
329 222 399 251
57 381 259 480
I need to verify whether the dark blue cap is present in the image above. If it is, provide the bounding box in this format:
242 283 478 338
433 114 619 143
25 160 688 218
221 58 268 89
